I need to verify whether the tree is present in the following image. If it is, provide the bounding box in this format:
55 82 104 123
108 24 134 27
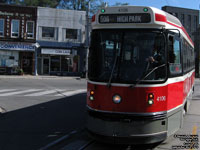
58 0 106 15
0 0 15 4
112 2 129 6
0 0 6 3
8 0 61 7
0 0 108 14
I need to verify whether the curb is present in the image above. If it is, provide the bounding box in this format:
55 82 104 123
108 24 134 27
0 75 81 80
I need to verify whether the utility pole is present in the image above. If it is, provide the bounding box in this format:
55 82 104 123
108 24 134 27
85 0 90 77
86 0 90 48
33 43 40 76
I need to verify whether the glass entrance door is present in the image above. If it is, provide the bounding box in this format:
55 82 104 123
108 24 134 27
43 58 50 74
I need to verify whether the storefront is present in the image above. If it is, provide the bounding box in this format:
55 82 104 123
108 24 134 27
0 42 35 75
37 47 80 76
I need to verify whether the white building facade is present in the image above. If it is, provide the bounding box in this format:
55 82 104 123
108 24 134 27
36 7 86 75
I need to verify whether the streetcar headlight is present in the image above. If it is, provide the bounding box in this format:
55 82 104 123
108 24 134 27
113 95 122 104
89 95 94 101
148 93 154 105
148 99 154 105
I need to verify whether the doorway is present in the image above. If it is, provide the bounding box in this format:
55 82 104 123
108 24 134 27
19 52 33 74
43 58 50 74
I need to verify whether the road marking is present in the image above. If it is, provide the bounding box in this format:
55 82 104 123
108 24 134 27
54 89 86 96
0 89 42 96
0 106 6 113
192 125 197 135
0 89 17 93
0 89 86 96
24 89 59 96
189 125 198 150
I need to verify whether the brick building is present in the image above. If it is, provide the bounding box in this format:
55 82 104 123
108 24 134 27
0 4 37 75
0 4 86 76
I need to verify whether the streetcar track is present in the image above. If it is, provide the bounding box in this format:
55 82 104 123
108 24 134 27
38 129 161 150
38 130 78 150
78 140 95 150
78 142 155 150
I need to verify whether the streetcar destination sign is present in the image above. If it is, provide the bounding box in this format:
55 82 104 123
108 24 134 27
99 13 151 23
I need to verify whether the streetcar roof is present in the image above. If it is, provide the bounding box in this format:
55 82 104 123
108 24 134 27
92 6 194 47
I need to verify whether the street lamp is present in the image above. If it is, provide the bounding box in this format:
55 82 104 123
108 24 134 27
33 43 40 76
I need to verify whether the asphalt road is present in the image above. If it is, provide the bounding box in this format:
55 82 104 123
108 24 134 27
0 76 86 112
1 76 200 150
0 76 87 150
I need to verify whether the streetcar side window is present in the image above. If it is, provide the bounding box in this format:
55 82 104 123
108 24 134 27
168 35 182 76
182 39 195 73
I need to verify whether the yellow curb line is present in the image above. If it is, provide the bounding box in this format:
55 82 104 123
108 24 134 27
189 125 197 150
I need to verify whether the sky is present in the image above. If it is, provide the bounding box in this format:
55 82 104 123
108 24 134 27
104 0 200 10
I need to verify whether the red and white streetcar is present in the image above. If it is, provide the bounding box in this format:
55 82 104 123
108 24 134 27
86 6 195 144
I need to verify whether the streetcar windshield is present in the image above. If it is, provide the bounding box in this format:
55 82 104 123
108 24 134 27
88 29 167 84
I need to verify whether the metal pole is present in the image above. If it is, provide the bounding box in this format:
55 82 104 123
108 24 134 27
86 1 90 48
85 1 90 78
34 46 38 76
67 58 70 72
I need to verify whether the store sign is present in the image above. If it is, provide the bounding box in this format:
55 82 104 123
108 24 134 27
0 11 32 17
41 48 71 55
0 42 35 51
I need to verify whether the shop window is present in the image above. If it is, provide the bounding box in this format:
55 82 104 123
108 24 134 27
0 19 4 37
72 55 78 72
26 21 34 39
11 19 20 38
0 50 19 67
61 56 73 72
51 56 60 71
66 29 78 39
42 27 58 40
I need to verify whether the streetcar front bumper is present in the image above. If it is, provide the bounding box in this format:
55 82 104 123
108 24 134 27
86 108 168 144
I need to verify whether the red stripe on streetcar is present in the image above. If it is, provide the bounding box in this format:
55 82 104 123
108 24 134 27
92 15 96 22
155 13 167 22
167 21 194 46
155 13 194 46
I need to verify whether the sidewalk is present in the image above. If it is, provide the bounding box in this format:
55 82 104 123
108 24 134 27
0 75 82 79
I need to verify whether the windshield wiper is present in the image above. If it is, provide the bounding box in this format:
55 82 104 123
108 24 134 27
107 49 120 88
107 33 124 88
130 64 166 88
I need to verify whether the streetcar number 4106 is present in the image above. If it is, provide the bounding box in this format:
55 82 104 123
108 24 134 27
157 96 166 101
